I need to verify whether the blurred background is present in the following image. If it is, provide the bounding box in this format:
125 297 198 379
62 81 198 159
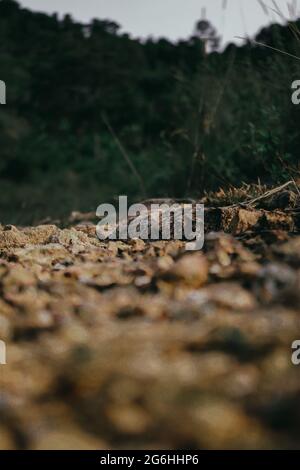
0 0 300 223
18 0 284 45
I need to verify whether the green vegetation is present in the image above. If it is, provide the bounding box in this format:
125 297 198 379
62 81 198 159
0 0 300 223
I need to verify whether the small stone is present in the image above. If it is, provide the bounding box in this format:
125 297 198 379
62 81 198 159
170 253 209 288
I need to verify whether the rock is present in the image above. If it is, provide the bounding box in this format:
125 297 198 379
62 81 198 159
33 427 107 450
255 263 298 304
23 225 59 245
166 253 209 288
193 400 272 449
0 225 27 250
274 236 300 264
259 211 294 232
0 425 15 450
229 209 262 235
191 282 257 311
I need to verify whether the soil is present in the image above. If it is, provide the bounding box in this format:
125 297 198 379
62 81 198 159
0 194 300 450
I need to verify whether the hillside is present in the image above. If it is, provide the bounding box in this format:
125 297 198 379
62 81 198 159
0 0 300 223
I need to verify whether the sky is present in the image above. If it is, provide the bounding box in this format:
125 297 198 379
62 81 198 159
18 0 296 46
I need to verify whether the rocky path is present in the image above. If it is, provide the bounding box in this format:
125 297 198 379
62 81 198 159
0 208 299 449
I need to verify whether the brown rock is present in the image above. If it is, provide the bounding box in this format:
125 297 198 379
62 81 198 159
229 208 262 235
0 425 16 450
170 253 209 287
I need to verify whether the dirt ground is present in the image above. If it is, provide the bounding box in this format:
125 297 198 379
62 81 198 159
0 196 300 449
